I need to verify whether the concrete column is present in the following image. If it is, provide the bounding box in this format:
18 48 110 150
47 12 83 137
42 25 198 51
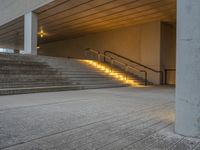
24 12 38 55
175 0 200 137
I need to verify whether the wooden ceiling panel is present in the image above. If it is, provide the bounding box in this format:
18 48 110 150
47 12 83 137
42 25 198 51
39 0 96 21
41 15 170 43
45 1 175 35
0 0 176 48
41 9 176 42
35 0 70 14
45 10 175 41
0 17 23 48
40 0 144 29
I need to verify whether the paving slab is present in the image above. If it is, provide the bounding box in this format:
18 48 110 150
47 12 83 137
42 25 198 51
0 86 199 150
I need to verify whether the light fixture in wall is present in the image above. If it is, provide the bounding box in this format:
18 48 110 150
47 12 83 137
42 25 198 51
37 46 40 49
38 27 46 38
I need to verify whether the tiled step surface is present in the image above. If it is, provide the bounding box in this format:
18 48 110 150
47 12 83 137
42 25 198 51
0 54 138 95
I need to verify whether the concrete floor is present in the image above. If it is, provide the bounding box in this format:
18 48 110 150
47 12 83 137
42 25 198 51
0 86 200 150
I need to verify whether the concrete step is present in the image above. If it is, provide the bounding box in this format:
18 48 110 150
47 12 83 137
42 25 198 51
0 74 64 78
0 74 116 79
0 77 68 82
83 84 129 89
0 59 46 65
0 79 74 84
0 54 38 61
0 70 114 76
0 67 57 72
0 70 59 75
0 81 78 89
60 74 114 78
52 68 104 72
0 76 138 83
0 85 83 95
0 84 129 95
0 64 49 68
71 81 125 85
0 54 146 95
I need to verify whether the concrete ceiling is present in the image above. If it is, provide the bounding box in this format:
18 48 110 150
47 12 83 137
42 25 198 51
0 0 176 49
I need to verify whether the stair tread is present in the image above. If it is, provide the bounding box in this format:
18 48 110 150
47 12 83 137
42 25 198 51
0 54 146 95
0 85 83 91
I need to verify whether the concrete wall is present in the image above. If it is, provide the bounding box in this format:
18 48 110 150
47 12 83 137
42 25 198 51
40 21 176 84
161 23 176 84
0 0 53 26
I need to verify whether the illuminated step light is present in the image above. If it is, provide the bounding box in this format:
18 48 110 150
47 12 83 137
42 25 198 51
82 60 143 87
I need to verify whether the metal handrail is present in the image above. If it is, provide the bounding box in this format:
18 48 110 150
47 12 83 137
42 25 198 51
104 50 163 84
85 48 148 85
164 69 176 85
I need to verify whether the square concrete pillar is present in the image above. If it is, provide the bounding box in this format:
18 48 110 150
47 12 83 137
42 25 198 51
175 0 200 137
24 12 38 55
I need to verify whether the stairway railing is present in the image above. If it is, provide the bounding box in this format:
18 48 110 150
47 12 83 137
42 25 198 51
104 51 163 84
84 48 148 86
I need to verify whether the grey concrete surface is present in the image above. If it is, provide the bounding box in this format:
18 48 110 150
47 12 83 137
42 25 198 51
0 86 199 150
176 0 200 137
24 12 38 55
0 0 53 26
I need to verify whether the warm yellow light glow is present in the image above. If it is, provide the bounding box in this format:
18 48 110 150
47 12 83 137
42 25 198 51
105 70 110 73
81 60 145 87
38 27 46 38
101 66 105 70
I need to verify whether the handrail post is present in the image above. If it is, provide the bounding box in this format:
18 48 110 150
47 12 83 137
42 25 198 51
98 52 101 61
103 51 106 62
160 71 163 85
84 50 88 59
165 69 167 85
144 71 147 86
110 58 114 72
97 52 101 64
125 64 128 80
140 70 147 86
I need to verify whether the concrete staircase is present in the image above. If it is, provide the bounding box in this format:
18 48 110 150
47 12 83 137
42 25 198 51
0 53 142 95
0 54 80 95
